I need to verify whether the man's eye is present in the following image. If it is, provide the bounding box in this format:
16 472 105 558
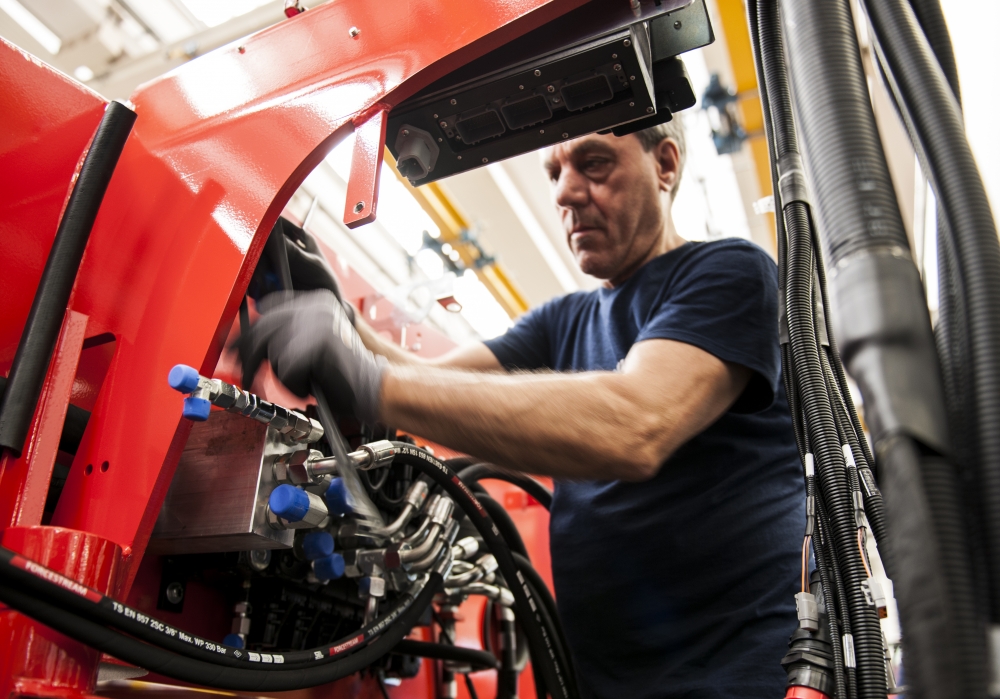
583 159 607 171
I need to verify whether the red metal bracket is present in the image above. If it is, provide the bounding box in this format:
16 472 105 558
343 109 388 229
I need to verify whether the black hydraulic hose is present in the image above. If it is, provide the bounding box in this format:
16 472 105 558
389 443 577 699
0 101 136 454
905 0 960 102
0 375 90 455
0 573 441 691
392 639 498 671
477 494 529 559
0 545 430 671
511 552 575 684
862 0 1000 617
459 464 553 511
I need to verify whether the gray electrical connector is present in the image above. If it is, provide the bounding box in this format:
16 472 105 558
795 591 820 632
395 125 440 181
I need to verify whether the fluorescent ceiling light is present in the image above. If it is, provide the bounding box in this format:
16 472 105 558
0 0 61 54
175 0 273 28
74 65 95 81
486 163 579 293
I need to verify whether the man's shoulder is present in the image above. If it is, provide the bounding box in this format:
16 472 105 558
682 237 776 268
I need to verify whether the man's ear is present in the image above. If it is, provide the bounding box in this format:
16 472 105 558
653 137 681 194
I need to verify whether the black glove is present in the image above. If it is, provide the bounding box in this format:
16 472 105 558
237 290 385 423
250 218 356 325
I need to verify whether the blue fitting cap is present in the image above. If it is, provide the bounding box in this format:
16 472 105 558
324 478 354 517
182 396 211 421
302 531 335 561
168 364 201 393
269 484 310 522
222 633 245 649
313 553 346 581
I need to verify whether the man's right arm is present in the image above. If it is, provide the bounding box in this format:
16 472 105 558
354 315 502 371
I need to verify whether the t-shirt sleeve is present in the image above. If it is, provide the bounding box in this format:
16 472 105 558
636 242 781 413
483 300 554 371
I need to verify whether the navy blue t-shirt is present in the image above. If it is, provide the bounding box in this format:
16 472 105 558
484 238 804 699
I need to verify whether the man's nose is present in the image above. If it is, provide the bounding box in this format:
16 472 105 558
553 169 589 210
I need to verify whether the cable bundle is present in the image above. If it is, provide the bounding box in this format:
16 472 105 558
748 0 999 697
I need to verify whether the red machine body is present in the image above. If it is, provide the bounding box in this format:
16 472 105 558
0 1 582 696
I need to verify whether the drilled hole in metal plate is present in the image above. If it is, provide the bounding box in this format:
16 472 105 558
85 464 93 475
454 109 505 145
353 201 365 214
101 461 109 472
501 95 552 130
560 74 614 112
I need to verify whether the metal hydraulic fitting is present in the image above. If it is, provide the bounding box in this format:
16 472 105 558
356 440 397 470
272 449 317 485
267 484 329 528
461 582 515 607
452 536 479 561
168 364 322 443
795 591 820 632
430 497 455 526
359 576 386 599
223 601 251 648
474 554 498 577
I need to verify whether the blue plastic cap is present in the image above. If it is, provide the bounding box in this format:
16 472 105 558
313 552 346 581
324 478 354 517
222 633 245 649
269 484 310 522
182 396 211 421
302 531 335 561
168 364 201 393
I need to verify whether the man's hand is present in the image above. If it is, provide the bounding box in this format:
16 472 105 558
237 290 386 423
280 221 356 325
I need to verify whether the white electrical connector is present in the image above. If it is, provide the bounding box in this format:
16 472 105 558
864 577 889 619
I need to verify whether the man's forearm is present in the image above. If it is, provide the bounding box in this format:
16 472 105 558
355 318 423 365
380 365 672 481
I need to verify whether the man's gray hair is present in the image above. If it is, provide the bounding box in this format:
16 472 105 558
632 117 687 197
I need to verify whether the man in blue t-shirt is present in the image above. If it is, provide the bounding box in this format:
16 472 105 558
241 121 804 698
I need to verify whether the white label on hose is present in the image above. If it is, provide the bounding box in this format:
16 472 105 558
261 654 273 663
843 634 856 668
248 652 260 662
804 454 815 477
843 444 856 468
273 654 284 664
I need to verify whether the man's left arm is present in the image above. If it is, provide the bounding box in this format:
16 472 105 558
380 338 751 481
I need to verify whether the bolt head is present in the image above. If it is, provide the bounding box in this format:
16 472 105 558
439 120 447 128
457 155 462 160
401 129 409 137
519 84 524 90
624 39 631 47
348 26 360 37
437 137 442 142
561 132 569 139
482 157 488 164
547 85 555 93
629 101 635 107
630 75 636 81
165 582 185 605
646 106 654 113
612 53 618 59
450 98 457 105
354 201 365 214
533 69 541 76
539 129 545 134
674 20 683 29
613 63 622 71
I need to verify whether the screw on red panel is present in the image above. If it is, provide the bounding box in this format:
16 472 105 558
284 0 305 17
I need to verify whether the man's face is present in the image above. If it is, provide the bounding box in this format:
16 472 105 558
544 133 676 284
